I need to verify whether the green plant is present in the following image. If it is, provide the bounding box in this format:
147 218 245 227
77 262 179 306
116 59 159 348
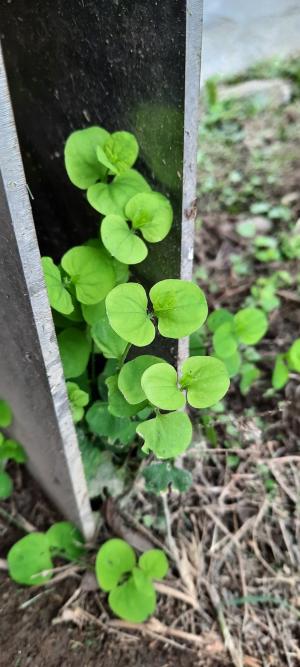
0 399 27 499
272 338 300 390
7 521 85 585
41 125 230 493
206 307 267 394
95 538 168 622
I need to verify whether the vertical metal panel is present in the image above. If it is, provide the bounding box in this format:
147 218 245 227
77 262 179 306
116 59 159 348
0 51 95 538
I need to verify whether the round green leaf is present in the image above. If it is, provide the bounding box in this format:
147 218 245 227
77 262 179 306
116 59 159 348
96 131 139 175
180 356 230 408
207 309 234 333
101 214 148 264
87 169 151 217
64 126 109 188
139 549 168 580
0 438 27 463
106 283 155 347
272 355 289 390
287 339 300 372
233 308 268 345
108 573 156 623
96 538 136 592
137 412 192 459
42 257 74 315
81 301 106 325
118 355 165 404
106 375 147 417
212 322 238 359
0 399 13 428
141 363 185 411
46 522 85 561
91 316 127 360
0 470 13 499
61 246 115 305
7 533 53 586
150 279 208 338
58 328 91 379
125 191 173 243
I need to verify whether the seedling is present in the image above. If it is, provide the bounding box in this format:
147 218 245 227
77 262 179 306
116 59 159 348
95 538 168 623
7 521 85 586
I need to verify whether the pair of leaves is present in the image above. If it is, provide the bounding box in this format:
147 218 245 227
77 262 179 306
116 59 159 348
61 246 115 305
140 356 230 411
88 169 151 217
7 522 85 586
64 127 138 188
66 382 89 423
100 192 173 265
95 538 168 623
106 280 208 346
208 307 268 360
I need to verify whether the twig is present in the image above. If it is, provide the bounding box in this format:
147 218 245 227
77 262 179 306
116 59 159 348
0 507 36 533
203 581 243 667
154 581 198 610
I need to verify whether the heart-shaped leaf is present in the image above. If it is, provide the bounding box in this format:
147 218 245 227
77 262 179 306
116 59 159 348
96 131 139 175
106 375 147 417
58 328 91 379
96 538 136 591
137 412 192 459
91 316 127 360
108 572 156 623
180 356 230 408
118 355 165 404
150 279 208 338
0 470 13 499
7 533 53 586
0 399 13 428
42 257 74 315
61 246 115 305
106 283 155 347
139 549 168 579
46 522 85 561
141 363 185 411
87 169 150 216
64 126 109 188
233 308 268 345
101 214 148 264
125 191 173 242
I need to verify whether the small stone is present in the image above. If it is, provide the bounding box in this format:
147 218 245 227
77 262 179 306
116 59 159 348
218 78 292 108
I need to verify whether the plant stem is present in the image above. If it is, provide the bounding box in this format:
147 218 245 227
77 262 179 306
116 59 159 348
119 343 131 368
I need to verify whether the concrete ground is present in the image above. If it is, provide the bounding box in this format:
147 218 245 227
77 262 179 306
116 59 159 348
201 0 300 83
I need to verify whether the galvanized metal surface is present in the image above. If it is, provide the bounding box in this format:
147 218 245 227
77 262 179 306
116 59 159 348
0 50 95 539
